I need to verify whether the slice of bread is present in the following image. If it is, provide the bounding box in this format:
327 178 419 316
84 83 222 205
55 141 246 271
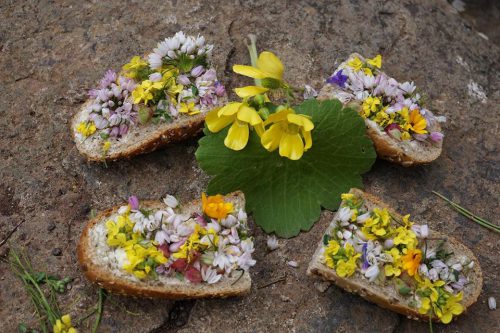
318 53 443 166
77 191 251 299
71 101 209 162
307 188 482 321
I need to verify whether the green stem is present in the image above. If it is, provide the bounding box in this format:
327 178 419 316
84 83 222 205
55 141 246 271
245 34 261 87
429 313 434 333
92 288 106 333
432 191 499 233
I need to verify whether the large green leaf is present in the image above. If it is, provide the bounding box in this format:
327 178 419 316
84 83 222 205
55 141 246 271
195 99 376 237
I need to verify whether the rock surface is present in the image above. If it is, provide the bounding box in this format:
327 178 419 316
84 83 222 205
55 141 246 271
0 0 498 332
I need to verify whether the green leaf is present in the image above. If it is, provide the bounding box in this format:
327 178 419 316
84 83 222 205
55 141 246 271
195 99 376 237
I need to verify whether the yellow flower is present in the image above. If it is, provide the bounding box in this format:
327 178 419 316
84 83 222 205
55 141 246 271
132 80 164 105
205 102 264 151
363 67 373 77
173 224 206 262
341 193 354 201
361 96 381 117
401 248 422 276
122 56 148 79
401 131 411 140
234 86 270 98
347 56 363 71
367 55 382 69
260 108 314 160
202 193 234 220
103 141 111 153
384 248 402 277
324 240 340 268
335 258 357 277
393 227 418 249
408 109 428 134
439 292 464 324
233 51 284 81
76 121 96 137
179 102 200 115
123 243 167 278
53 314 77 333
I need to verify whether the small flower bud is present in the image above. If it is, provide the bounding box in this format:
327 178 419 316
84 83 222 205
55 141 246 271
190 65 205 78
267 235 279 251
488 296 496 310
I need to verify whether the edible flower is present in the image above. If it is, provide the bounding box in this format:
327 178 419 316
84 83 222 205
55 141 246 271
401 248 422 276
260 108 314 160
233 51 284 93
76 121 96 137
326 69 348 88
132 80 164 105
361 96 381 117
439 292 464 324
53 314 77 333
179 102 200 115
367 54 382 69
408 109 428 134
202 193 234 220
205 102 264 151
122 55 148 79
347 56 363 71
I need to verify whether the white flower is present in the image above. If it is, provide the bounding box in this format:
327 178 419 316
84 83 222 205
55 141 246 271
167 37 180 50
303 84 318 100
148 53 163 70
206 222 221 233
287 260 299 268
488 296 496 310
237 209 247 221
221 214 238 228
149 72 163 82
356 212 370 223
154 42 169 58
399 81 416 94
201 266 222 284
428 268 439 281
213 249 231 271
228 227 240 244
238 252 256 271
411 224 429 239
177 223 194 237
337 207 352 224
364 265 379 282
167 50 177 59
419 263 429 277
117 205 129 215
175 31 186 44
451 263 463 271
154 230 170 245
267 235 279 251
195 35 205 47
163 194 178 208
240 239 255 253
343 230 353 239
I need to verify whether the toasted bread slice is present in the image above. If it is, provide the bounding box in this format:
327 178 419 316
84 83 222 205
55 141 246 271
318 53 443 166
71 101 209 162
307 188 482 322
77 191 251 299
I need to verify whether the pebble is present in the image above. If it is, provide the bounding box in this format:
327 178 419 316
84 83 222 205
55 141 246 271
287 260 299 268
52 247 62 256
47 222 56 232
314 281 331 293
488 296 496 310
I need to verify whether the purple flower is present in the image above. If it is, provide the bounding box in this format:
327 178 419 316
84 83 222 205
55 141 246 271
430 132 444 142
361 243 369 270
88 89 98 98
100 70 117 89
326 69 348 88
191 65 205 78
128 196 139 210
214 81 226 96
177 74 191 85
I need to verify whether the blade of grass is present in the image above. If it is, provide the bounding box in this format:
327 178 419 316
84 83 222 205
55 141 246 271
432 191 499 233
92 288 106 333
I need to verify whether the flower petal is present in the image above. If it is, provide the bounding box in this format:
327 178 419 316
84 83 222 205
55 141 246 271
236 104 263 126
257 51 284 80
264 108 293 126
287 113 314 131
261 123 284 152
218 102 242 117
224 120 249 151
232 65 268 79
302 128 312 151
206 108 235 133
234 86 269 98
279 132 304 160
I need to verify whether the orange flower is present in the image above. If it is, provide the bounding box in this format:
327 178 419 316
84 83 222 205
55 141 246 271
202 193 234 220
402 248 422 276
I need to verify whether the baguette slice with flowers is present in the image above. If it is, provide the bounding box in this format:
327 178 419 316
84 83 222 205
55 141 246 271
72 31 227 162
78 191 255 299
318 53 444 166
307 189 482 323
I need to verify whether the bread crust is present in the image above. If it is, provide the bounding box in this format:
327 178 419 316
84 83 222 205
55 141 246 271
77 191 252 299
71 101 207 162
318 53 443 166
307 188 483 322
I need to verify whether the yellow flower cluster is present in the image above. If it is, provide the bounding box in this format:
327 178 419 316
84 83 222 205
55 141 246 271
131 70 180 106
53 314 77 333
417 278 464 324
347 54 382 77
105 208 167 279
75 121 96 137
122 56 149 79
324 240 361 278
173 224 219 262
205 51 314 160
